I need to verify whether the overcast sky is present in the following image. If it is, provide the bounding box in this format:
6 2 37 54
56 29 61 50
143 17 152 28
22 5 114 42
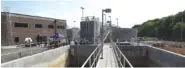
1 0 185 28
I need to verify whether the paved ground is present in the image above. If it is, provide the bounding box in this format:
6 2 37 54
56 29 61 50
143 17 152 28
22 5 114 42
1 47 48 63
96 44 117 67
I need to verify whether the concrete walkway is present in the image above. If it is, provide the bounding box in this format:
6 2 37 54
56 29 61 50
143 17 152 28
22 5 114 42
96 44 117 67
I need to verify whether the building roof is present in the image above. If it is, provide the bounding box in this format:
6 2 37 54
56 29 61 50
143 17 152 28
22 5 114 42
1 12 66 22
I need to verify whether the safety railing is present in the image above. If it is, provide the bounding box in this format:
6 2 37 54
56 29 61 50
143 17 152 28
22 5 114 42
81 31 110 68
112 42 134 68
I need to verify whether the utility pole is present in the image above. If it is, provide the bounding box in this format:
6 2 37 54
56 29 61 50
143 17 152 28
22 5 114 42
109 16 112 47
73 21 76 41
116 18 118 27
104 14 106 23
73 21 76 28
116 18 119 42
100 8 111 59
81 7 84 18
100 9 104 59
54 20 57 47
5 6 13 46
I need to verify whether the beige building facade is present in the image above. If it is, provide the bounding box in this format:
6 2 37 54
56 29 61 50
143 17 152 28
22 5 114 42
1 12 67 45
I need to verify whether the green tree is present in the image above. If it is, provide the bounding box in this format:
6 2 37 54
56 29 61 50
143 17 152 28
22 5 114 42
132 10 185 41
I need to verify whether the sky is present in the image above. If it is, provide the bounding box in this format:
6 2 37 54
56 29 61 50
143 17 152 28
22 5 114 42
1 0 185 28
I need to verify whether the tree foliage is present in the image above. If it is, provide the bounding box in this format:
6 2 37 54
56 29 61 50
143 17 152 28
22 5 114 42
132 10 185 41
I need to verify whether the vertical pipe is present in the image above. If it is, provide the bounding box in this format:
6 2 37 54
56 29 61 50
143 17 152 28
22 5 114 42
82 9 84 18
100 9 104 59
104 14 106 23
109 16 112 47
116 18 118 27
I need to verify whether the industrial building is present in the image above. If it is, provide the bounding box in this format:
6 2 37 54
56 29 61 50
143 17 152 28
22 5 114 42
1 12 67 46
67 28 80 43
111 27 137 42
80 16 101 44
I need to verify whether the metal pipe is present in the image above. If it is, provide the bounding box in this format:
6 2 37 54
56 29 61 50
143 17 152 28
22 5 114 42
109 16 112 46
100 9 104 59
104 14 106 23
81 7 84 18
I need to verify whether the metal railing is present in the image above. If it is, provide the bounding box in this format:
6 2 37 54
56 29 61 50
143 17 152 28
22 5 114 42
112 42 134 68
81 31 110 68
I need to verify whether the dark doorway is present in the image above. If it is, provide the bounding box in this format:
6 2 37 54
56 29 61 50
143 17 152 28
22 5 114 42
14 37 19 43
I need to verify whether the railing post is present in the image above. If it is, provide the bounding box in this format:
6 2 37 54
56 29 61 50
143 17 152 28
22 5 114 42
89 57 91 67
93 52 95 67
123 58 125 67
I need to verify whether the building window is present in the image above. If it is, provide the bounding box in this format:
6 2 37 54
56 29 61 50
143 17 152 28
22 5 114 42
14 37 19 43
14 23 28 28
57 26 65 29
48 25 54 29
35 24 42 28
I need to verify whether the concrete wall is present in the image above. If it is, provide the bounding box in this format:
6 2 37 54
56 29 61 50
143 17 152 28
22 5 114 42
112 27 137 42
119 45 149 66
148 46 185 67
69 44 97 67
119 45 185 67
1 45 70 67
1 47 48 63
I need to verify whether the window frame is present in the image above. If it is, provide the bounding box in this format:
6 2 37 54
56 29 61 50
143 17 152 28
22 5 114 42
57 25 65 29
14 23 28 28
35 24 43 28
48 25 54 29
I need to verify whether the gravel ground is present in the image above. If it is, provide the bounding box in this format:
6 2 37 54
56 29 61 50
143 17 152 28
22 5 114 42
160 47 185 55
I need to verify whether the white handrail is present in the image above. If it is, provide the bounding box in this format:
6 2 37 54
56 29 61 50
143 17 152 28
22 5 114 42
112 43 134 68
81 31 110 68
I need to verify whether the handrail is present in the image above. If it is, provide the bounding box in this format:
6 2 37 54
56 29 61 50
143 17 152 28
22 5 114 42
112 43 134 68
81 31 110 68
81 43 101 67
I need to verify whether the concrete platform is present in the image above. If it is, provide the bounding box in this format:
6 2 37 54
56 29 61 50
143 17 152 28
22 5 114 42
96 44 117 67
